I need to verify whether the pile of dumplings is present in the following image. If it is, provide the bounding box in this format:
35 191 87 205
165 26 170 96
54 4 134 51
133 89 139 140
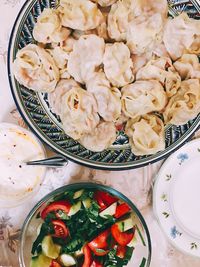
13 0 200 156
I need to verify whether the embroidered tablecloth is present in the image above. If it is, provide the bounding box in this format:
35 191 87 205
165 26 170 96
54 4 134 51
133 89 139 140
1 1 200 266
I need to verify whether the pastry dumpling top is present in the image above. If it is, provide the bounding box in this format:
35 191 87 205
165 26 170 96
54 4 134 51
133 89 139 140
163 79 200 125
59 0 103 31
126 13 164 54
131 53 151 75
60 85 99 140
67 35 105 84
121 80 167 118
136 57 181 97
86 72 121 121
125 114 165 155
107 0 132 41
103 42 134 87
33 8 71 44
92 0 117 7
131 0 168 19
173 54 200 80
163 13 200 60
79 121 117 152
48 79 80 116
13 44 59 92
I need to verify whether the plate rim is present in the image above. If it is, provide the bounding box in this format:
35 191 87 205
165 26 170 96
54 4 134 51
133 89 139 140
7 0 200 170
153 138 200 258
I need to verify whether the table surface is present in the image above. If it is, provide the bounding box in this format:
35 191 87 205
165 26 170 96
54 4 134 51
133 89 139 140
1 0 200 266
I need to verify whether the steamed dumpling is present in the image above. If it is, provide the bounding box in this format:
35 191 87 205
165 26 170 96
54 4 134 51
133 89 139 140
67 35 105 84
131 53 151 75
163 13 200 60
121 80 167 118
33 8 71 44
91 0 117 7
49 37 77 79
107 0 132 41
86 72 121 121
79 121 117 151
165 70 182 98
163 79 200 126
60 86 99 139
126 13 163 54
103 42 134 87
48 79 80 116
72 12 109 41
131 0 168 19
13 44 59 92
136 57 181 97
136 57 172 83
59 0 103 31
48 46 70 79
125 114 165 155
173 54 200 80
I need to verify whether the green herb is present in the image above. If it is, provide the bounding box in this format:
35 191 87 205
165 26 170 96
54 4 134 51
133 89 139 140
122 221 125 232
123 247 134 265
57 210 69 220
44 212 57 223
79 190 94 201
104 248 124 267
31 223 53 255
61 237 84 253
139 257 147 267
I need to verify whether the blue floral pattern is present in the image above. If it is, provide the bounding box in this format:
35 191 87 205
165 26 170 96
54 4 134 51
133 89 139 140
170 226 182 239
177 153 189 165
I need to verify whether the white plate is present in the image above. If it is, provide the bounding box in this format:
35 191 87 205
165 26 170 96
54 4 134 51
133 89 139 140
153 138 200 258
0 123 46 207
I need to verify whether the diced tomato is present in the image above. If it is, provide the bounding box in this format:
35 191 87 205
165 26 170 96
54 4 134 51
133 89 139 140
111 224 134 246
94 192 107 211
90 259 103 267
41 200 71 219
88 229 110 250
114 203 131 219
115 123 124 132
94 191 118 210
52 220 69 238
83 245 92 267
116 245 126 258
50 260 61 267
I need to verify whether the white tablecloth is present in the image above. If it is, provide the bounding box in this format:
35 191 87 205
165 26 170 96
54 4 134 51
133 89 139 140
1 0 200 266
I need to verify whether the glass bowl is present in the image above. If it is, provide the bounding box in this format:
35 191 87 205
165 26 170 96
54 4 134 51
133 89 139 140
19 182 151 267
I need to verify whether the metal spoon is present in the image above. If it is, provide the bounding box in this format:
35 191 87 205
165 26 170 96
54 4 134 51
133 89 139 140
26 155 68 168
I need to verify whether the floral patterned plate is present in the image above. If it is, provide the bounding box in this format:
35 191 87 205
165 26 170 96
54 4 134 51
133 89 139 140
7 0 200 170
153 138 200 258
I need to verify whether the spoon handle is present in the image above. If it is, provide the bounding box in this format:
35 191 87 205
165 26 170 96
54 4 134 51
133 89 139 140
26 156 68 167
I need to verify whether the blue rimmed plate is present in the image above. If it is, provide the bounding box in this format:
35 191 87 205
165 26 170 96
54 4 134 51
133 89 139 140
7 0 200 170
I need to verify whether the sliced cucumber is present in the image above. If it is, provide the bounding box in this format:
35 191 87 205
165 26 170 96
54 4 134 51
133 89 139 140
127 225 146 247
127 235 137 247
42 235 61 259
68 201 81 216
74 247 83 257
117 217 134 232
82 198 92 209
130 213 146 246
59 254 76 266
30 254 52 267
99 202 117 218
73 190 84 199
36 223 42 236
